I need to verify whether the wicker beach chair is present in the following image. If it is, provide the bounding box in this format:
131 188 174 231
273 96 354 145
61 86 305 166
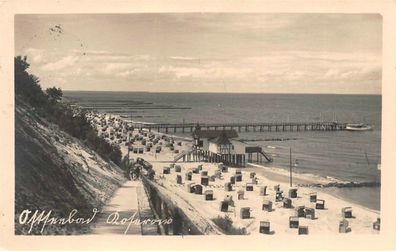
176 175 182 184
205 190 214 201
262 200 273 212
260 186 267 196
289 216 299 228
339 219 350 233
283 198 292 208
240 207 251 219
201 176 209 186
298 226 309 235
225 182 232 192
288 188 298 198
296 206 305 217
275 191 284 202
305 207 315 219
246 183 254 191
309 192 317 202
237 190 245 200
194 184 203 195
163 166 170 174
259 221 271 234
220 201 229 212
175 165 181 172
316 199 325 209
230 176 236 184
342 207 353 218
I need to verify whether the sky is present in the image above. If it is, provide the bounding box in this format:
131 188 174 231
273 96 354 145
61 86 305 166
15 13 382 94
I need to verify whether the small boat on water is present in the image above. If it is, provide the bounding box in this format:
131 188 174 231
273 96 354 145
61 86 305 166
346 123 373 131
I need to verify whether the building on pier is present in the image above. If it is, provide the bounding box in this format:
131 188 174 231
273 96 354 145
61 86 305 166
192 124 238 151
177 124 273 167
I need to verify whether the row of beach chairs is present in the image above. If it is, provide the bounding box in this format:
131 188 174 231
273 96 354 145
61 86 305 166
161 163 380 234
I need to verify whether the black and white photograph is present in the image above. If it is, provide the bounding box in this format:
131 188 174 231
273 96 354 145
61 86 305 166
2 1 396 249
12 12 383 236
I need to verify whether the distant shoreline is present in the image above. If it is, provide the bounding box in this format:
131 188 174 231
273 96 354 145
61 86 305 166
63 90 382 96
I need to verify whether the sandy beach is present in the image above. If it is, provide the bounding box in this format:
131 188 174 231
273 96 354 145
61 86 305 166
88 112 380 235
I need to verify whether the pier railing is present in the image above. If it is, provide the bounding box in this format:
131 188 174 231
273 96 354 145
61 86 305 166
132 121 348 133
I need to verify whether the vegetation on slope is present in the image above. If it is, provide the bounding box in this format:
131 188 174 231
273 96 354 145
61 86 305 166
212 215 247 235
15 56 121 165
14 56 125 234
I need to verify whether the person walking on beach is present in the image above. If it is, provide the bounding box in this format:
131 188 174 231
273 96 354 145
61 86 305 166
134 165 141 180
129 167 134 180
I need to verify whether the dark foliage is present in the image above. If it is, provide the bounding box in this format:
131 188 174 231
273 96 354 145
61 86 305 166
15 56 121 165
46 86 63 101
212 215 246 235
14 56 48 108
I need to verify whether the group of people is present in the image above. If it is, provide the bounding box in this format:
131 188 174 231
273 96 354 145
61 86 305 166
129 164 142 180
127 157 155 181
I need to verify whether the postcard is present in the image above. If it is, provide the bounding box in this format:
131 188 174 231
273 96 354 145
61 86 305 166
1 0 396 250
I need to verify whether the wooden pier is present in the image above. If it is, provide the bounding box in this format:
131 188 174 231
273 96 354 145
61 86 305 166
173 149 246 167
132 121 348 133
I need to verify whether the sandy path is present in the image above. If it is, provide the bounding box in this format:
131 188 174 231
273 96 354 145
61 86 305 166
91 180 142 235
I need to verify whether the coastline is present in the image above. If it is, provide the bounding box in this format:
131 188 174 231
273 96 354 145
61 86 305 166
244 164 380 212
94 110 380 212
83 109 380 234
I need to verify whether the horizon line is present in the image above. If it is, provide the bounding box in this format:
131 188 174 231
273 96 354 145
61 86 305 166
62 90 382 95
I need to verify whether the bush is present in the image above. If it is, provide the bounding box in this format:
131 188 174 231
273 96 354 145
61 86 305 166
15 56 122 166
212 215 247 235
46 86 63 101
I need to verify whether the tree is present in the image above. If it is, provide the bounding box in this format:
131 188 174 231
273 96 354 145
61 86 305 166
15 55 123 167
46 87 63 102
15 56 48 107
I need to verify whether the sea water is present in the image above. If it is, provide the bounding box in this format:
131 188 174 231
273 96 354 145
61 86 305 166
64 91 381 210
